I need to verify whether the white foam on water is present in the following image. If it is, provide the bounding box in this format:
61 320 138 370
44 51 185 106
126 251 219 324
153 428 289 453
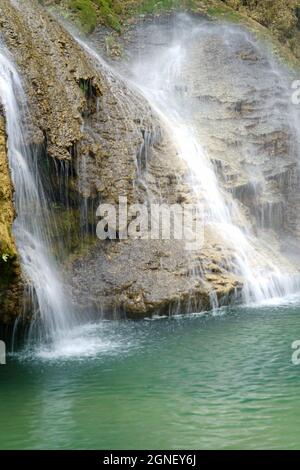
245 292 300 309
35 324 121 361
13 322 132 362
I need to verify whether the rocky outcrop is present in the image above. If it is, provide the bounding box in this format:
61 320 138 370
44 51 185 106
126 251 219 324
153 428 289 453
0 0 161 204
70 235 240 318
76 12 300 314
222 0 298 43
58 13 300 316
181 21 300 238
113 14 300 244
42 0 300 64
0 113 23 323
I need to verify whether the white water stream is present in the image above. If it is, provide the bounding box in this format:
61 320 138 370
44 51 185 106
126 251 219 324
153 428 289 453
128 38 300 305
0 45 73 342
75 23 300 307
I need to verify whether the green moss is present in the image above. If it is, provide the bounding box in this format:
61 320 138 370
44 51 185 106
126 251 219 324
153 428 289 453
51 207 81 255
139 0 196 14
50 205 99 259
49 0 300 71
67 0 121 32
95 0 122 32
68 0 98 33
207 6 242 22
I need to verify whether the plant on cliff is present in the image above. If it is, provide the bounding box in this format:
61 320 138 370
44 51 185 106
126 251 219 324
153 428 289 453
51 0 199 33
96 0 122 31
222 0 299 41
139 0 196 14
67 0 121 32
68 0 98 33
41 0 300 60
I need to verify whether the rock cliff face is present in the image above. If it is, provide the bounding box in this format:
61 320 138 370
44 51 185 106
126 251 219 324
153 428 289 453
0 113 23 323
41 0 300 63
85 13 300 313
1 0 300 323
160 18 300 238
0 1 241 321
222 0 299 46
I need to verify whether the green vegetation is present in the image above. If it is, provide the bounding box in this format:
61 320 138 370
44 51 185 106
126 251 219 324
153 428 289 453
221 1 299 41
207 5 242 22
67 0 121 33
53 0 198 34
69 0 98 33
139 0 196 14
51 205 98 258
45 0 300 65
97 0 122 31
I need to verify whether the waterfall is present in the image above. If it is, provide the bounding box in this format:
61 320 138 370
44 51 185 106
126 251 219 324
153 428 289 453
0 45 74 342
1 8 300 348
127 30 300 305
72 31 300 307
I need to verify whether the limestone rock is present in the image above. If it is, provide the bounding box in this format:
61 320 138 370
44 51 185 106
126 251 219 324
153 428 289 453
0 113 23 324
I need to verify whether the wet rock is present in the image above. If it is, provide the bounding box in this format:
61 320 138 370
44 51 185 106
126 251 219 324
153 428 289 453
0 114 23 323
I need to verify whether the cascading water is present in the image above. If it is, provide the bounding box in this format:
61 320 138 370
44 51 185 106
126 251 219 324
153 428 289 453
2 7 300 355
70 18 300 308
0 45 74 342
126 23 300 305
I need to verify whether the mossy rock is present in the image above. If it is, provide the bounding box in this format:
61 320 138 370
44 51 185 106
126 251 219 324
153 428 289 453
206 5 242 22
138 0 197 14
67 0 121 33
68 0 98 33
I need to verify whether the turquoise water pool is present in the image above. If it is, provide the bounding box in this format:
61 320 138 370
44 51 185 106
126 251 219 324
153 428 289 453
1 301 300 449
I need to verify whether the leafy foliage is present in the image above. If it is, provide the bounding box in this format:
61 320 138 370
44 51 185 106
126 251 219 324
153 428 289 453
1 253 9 263
69 0 98 33
68 0 121 32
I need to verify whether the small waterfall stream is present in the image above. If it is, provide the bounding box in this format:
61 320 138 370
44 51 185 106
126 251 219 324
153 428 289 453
0 46 74 342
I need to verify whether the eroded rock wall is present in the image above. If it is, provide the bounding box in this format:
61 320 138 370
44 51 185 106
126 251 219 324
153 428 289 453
0 113 23 323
